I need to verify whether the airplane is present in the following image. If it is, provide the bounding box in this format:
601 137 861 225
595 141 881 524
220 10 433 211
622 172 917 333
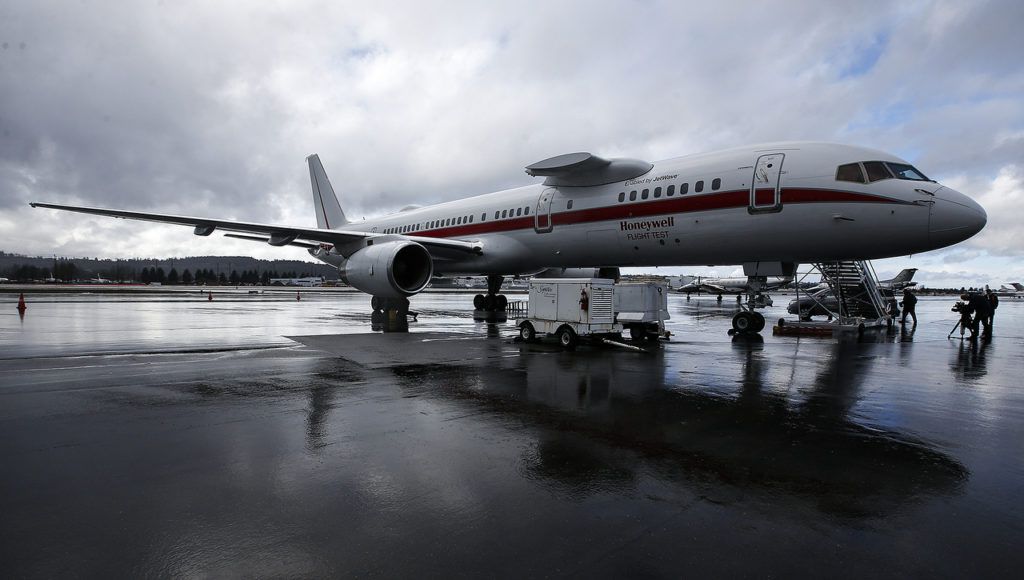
995 283 1023 298
678 274 793 302
30 141 987 334
880 268 918 290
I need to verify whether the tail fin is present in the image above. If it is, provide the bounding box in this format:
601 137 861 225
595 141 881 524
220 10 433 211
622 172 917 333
307 154 348 229
890 268 918 285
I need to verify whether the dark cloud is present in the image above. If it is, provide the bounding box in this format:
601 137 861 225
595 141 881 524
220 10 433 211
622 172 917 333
1 0 1021 281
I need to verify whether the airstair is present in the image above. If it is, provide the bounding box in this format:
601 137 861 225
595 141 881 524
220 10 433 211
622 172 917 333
775 260 894 337
813 260 889 325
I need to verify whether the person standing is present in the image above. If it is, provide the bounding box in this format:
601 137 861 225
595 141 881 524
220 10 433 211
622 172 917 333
964 292 992 339
986 287 999 329
900 288 918 325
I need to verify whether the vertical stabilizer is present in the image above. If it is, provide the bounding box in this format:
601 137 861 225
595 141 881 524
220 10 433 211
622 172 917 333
307 154 348 229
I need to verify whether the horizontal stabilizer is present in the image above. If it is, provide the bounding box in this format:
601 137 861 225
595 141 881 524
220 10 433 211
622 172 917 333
526 152 652 187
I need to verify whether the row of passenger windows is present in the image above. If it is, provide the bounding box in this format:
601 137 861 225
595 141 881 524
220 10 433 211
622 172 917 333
835 161 930 184
383 205 531 234
616 177 722 203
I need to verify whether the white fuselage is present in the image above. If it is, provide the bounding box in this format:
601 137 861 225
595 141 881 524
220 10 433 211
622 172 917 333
323 142 986 276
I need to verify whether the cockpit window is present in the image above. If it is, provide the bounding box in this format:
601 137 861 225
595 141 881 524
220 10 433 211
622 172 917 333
886 162 930 181
836 163 866 183
863 161 893 183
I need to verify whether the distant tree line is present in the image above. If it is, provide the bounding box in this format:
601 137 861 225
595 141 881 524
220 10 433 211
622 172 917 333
136 267 314 285
2 259 318 285
0 252 338 283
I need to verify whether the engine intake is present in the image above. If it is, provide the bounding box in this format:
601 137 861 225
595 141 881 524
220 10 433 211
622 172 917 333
340 240 433 298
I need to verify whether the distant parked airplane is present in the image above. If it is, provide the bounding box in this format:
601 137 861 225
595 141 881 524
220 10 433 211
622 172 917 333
996 282 1023 297
678 275 793 296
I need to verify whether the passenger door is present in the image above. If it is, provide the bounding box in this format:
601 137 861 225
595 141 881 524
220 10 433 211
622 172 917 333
534 188 556 233
749 153 785 213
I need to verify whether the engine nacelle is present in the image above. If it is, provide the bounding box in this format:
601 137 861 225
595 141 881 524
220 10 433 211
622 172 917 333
340 240 433 298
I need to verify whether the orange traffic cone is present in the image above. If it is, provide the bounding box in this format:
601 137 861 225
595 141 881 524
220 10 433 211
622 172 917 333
296 291 301 301
17 293 27 312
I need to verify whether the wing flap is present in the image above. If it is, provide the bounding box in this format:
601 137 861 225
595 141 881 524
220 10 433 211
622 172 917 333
225 233 320 249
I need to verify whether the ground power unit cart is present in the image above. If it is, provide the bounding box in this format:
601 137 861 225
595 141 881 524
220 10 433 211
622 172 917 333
517 278 669 348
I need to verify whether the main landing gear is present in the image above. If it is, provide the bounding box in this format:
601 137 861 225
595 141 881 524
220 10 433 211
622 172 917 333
473 275 508 320
370 296 414 332
729 276 768 335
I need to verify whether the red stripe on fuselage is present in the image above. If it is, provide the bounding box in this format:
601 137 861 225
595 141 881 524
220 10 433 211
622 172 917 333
406 188 901 239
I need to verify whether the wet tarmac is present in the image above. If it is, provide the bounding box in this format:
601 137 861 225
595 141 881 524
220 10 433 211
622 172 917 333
1 291 1023 577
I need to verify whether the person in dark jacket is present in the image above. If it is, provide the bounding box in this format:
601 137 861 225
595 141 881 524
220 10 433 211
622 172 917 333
986 287 999 329
900 288 918 325
962 292 992 339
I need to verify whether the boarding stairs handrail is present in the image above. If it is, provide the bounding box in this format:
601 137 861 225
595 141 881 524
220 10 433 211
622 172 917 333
814 260 888 324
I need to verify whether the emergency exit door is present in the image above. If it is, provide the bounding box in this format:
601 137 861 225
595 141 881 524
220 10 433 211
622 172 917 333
749 153 785 213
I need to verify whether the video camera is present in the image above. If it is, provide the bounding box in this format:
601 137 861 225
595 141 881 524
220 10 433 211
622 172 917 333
951 301 969 314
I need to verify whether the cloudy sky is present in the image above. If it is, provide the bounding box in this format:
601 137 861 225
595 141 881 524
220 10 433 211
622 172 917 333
1 0 1021 287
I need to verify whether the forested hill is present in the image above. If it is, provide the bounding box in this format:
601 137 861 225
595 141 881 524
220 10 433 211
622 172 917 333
0 251 339 282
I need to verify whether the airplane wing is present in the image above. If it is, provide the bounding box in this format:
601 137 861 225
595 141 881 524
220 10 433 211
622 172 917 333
29 202 482 256
700 283 729 294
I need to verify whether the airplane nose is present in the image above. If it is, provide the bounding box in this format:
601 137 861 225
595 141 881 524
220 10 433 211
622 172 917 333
929 188 987 248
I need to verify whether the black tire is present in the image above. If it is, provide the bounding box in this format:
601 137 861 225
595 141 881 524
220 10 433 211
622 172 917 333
483 294 496 311
752 312 766 332
473 294 485 309
628 325 646 342
732 311 753 333
556 326 577 349
519 322 536 342
371 296 383 311
496 294 508 310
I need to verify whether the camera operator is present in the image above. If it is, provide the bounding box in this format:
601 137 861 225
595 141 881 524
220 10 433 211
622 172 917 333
960 292 992 339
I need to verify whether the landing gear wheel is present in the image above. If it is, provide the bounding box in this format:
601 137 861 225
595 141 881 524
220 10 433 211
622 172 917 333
752 312 766 332
496 294 508 310
371 296 383 311
396 297 410 314
483 294 496 310
473 294 485 310
732 311 754 333
629 325 646 342
556 325 578 349
519 322 536 342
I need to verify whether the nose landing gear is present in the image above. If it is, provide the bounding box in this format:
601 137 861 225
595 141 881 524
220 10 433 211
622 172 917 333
729 276 769 335
731 310 766 334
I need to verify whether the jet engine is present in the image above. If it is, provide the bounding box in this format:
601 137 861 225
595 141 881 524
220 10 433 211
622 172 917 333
340 240 433 298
